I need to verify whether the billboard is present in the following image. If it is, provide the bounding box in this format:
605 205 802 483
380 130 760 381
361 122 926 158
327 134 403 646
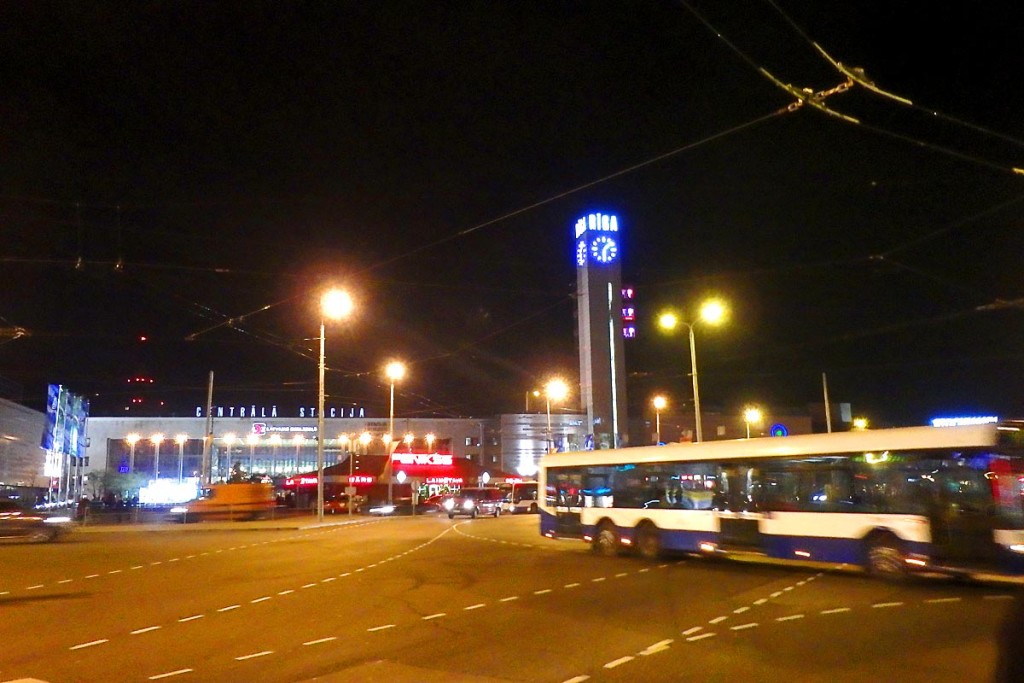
40 384 90 476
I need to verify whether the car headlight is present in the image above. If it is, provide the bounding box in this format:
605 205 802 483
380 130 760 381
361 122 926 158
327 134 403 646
169 506 189 514
462 500 474 510
45 516 71 524
442 499 455 510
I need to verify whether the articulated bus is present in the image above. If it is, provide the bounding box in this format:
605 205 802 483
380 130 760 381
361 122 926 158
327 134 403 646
539 423 1024 579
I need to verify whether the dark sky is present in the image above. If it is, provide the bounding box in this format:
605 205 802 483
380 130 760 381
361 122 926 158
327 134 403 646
2 1 1023 426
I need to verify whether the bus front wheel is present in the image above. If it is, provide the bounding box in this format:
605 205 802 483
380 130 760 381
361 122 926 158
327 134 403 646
864 534 906 580
593 522 619 557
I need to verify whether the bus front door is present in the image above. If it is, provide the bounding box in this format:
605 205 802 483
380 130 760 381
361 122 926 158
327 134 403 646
715 465 765 551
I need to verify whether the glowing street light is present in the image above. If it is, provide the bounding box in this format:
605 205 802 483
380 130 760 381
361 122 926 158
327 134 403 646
425 432 435 451
652 395 667 444
291 434 304 475
222 433 237 481
174 434 188 483
525 388 541 412
384 360 406 504
247 433 260 476
151 433 164 480
126 433 140 472
544 378 570 453
658 298 728 443
317 287 355 522
743 406 763 439
852 417 869 430
269 434 282 474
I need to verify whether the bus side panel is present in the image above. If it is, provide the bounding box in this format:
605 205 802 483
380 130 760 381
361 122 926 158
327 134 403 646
761 512 932 564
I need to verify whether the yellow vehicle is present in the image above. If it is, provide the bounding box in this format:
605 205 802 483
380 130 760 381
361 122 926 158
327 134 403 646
169 483 275 522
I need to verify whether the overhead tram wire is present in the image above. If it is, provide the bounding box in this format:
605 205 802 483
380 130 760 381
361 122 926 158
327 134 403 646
762 0 1024 155
181 107 788 344
677 1 1024 178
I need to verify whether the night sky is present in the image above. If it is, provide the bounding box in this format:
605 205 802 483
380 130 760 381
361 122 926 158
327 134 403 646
2 2 1023 427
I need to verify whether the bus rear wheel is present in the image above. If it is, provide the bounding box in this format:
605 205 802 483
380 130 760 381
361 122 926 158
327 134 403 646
593 522 619 557
865 534 906 580
635 523 661 560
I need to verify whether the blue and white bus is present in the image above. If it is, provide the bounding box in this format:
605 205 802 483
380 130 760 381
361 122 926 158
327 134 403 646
539 423 1024 578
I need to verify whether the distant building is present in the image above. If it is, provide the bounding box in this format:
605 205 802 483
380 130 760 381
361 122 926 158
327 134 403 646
0 397 47 492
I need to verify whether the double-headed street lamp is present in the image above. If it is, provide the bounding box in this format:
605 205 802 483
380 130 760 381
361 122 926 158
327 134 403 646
317 287 355 523
384 360 406 504
544 378 569 453
652 395 667 444
658 299 727 443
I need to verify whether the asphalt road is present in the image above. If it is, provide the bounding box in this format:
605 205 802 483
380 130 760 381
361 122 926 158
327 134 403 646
0 514 1019 683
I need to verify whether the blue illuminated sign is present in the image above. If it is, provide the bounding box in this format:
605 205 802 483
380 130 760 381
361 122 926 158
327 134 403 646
574 213 621 266
930 416 998 427
770 423 789 437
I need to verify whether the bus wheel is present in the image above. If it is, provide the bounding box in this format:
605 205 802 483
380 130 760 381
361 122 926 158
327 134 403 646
865 534 906 580
636 523 661 560
593 522 619 557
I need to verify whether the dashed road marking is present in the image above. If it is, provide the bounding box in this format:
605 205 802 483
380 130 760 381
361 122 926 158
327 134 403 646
592 577 606 583
217 605 240 613
709 616 728 624
70 639 109 650
604 656 634 669
235 650 273 661
926 597 962 604
148 668 193 679
753 598 768 605
499 596 519 602
682 626 703 636
131 626 161 635
367 624 395 632
463 603 486 611
733 606 750 614
303 636 337 646
564 582 580 588
251 597 271 604
821 607 851 615
422 613 446 620
776 614 805 622
26 584 44 590
873 602 903 609
731 622 758 631
534 589 552 595
561 677 590 683
178 615 204 623
278 590 294 595
687 633 716 642
639 639 673 655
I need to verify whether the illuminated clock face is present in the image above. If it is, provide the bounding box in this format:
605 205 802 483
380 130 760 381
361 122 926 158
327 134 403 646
575 240 588 266
590 235 618 263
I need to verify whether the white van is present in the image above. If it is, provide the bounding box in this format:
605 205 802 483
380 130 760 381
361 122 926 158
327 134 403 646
503 482 539 514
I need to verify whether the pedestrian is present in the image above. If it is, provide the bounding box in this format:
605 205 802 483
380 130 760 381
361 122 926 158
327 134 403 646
76 496 88 522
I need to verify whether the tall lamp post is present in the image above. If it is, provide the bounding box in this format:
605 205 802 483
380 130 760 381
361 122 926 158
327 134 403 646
384 360 406 504
247 433 260 477
525 389 540 412
269 434 281 474
175 434 188 483
658 299 727 443
318 287 355 523
222 433 236 480
743 406 763 439
126 433 140 473
652 395 667 444
544 378 569 453
151 434 164 481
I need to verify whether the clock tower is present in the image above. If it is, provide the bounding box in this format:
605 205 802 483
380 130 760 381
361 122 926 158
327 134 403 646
574 212 628 449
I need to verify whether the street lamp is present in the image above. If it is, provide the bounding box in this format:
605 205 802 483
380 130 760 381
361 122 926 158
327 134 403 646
174 434 188 483
852 417 869 430
126 433 140 472
291 434 304 474
269 434 282 474
658 298 728 443
318 287 355 523
151 434 164 480
743 406 763 439
222 433 236 480
384 360 406 504
247 433 260 476
544 378 569 453
425 432 435 452
652 395 667 444
525 389 540 412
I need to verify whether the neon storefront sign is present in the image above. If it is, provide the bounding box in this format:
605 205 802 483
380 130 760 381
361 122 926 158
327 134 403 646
392 453 453 466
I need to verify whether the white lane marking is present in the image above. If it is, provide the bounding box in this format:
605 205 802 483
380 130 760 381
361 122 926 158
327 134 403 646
178 615 204 623
150 562 162 566
58 579 73 584
85 574 100 579
499 596 519 602
731 623 758 631
235 650 273 660
561 677 590 683
783 586 794 592
301 583 316 589
925 597 962 604
753 598 768 605
463 603 486 611
615 572 628 578
422 613 446 620
709 616 728 624
108 569 123 574
168 558 180 563
687 633 716 642
303 636 337 646
534 589 553 595
131 565 144 570
321 577 336 583
604 656 634 669
70 638 109 650
797 580 807 586
26 584 44 590
821 607 851 615
278 590 294 595
592 577 606 583
367 624 395 632
682 626 703 636
0 590 8 595
872 602 904 609
733 606 750 614
251 597 271 604
985 595 1015 601
131 626 162 635
638 568 650 573
148 669 193 680
770 591 783 598
217 605 240 612
186 555 196 559
564 582 581 588
639 639 673 655
776 614 805 622
340 572 351 577
657 564 668 569
355 568 365 572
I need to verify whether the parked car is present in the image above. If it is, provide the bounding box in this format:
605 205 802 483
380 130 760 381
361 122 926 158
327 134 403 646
323 494 363 514
443 488 505 519
0 500 72 542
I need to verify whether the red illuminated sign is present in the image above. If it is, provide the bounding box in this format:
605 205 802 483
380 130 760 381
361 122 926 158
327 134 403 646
285 476 319 487
426 476 463 485
349 475 374 485
392 453 453 466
